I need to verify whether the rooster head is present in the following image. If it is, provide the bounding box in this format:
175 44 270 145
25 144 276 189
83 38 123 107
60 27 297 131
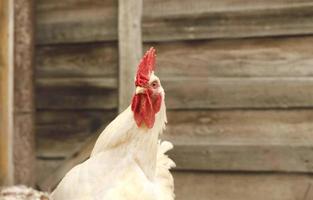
131 47 164 129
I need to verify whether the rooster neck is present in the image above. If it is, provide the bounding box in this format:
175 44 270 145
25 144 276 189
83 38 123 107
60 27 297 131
129 100 166 180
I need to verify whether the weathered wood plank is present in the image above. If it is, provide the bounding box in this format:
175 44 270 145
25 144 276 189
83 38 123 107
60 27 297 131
37 37 313 79
173 172 313 200
118 0 143 112
36 77 313 109
36 109 313 173
36 110 116 158
165 77 313 109
164 110 313 172
13 0 36 186
38 133 100 191
36 36 313 109
36 157 313 200
36 0 313 44
152 37 313 78
0 0 14 185
36 86 117 110
36 42 117 78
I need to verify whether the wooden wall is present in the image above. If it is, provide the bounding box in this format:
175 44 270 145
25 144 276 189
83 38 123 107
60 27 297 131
35 0 313 198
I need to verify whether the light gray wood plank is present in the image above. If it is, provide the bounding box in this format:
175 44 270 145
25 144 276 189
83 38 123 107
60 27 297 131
173 172 313 200
165 77 313 109
36 109 313 176
36 0 313 44
152 37 313 78
118 0 143 112
162 110 313 172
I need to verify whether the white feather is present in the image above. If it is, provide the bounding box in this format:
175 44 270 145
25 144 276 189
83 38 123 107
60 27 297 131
52 90 175 200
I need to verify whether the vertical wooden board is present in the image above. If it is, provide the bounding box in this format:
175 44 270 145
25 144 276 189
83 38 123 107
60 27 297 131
118 0 143 111
13 0 35 186
13 114 35 185
0 0 14 186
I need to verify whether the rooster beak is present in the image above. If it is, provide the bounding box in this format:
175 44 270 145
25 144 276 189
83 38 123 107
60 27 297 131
135 86 145 94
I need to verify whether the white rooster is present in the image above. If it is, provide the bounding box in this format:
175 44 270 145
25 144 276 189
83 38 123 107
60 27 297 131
51 48 175 200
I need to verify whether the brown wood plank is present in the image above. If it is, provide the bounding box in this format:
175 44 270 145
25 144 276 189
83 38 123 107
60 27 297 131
36 77 313 109
13 0 36 186
0 0 14 185
36 85 117 110
36 158 313 199
152 37 313 78
38 133 101 191
173 172 313 200
36 42 117 78
36 36 313 109
36 37 313 79
165 77 313 109
36 159 64 186
118 0 143 112
164 110 313 172
36 110 116 158
36 109 313 177
36 0 313 44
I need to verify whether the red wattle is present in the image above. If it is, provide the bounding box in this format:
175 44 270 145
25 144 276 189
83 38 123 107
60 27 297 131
131 90 162 129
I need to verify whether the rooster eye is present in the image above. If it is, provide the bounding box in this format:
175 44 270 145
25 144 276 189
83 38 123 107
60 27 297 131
151 81 158 88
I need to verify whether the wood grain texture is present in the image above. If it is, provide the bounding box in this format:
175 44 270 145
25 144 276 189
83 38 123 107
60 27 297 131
37 37 313 79
36 110 116 158
173 172 313 200
36 0 313 44
13 113 35 185
13 0 35 186
36 84 117 110
118 0 143 111
38 133 102 191
36 109 313 173
36 158 313 200
36 42 117 78
164 110 313 172
0 0 14 185
36 37 313 109
36 77 313 109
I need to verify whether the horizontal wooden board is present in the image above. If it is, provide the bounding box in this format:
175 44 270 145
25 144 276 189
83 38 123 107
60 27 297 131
173 172 313 200
37 109 313 172
164 110 313 172
36 85 117 109
36 77 313 109
36 159 313 200
36 42 117 78
36 0 313 44
166 77 313 109
36 110 116 158
37 37 313 78
36 37 313 109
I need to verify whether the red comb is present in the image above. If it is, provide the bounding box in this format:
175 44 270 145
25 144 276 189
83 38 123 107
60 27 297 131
135 47 156 87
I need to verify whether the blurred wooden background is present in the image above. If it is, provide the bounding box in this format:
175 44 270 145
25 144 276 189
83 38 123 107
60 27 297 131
3 0 313 199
